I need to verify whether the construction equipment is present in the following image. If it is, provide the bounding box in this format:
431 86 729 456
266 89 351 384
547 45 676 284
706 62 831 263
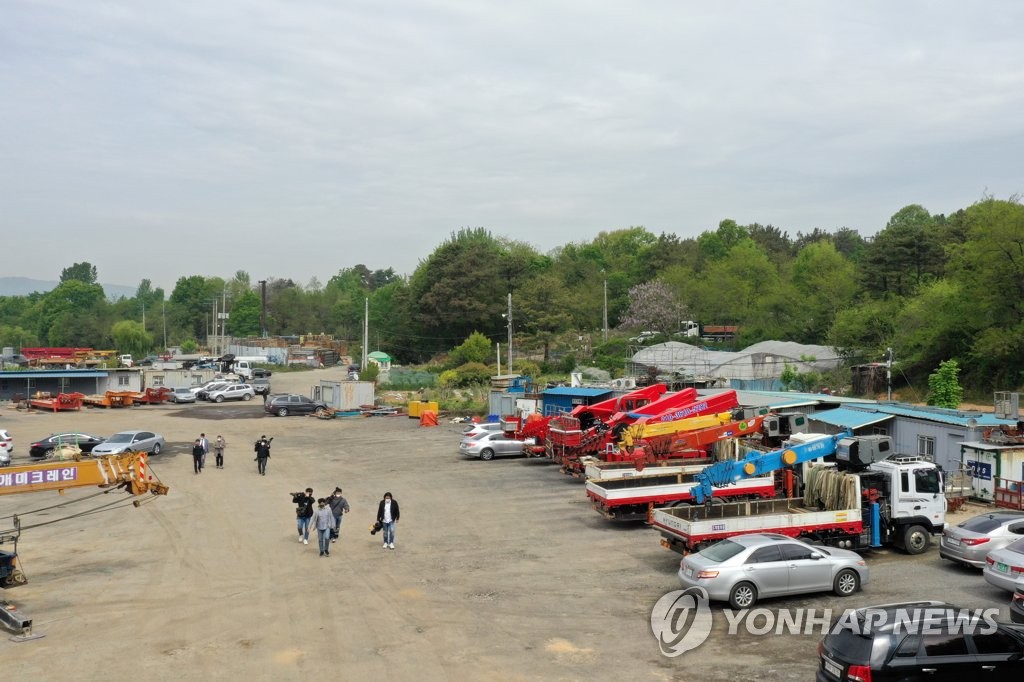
0 451 168 640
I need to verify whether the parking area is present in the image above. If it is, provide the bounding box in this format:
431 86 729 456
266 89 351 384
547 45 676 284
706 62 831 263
0 369 1014 679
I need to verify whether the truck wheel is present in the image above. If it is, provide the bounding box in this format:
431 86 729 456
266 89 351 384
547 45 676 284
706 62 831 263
152 443 162 455
480 448 495 461
833 569 859 596
243 393 252 401
903 525 930 554
728 582 757 609
278 408 289 417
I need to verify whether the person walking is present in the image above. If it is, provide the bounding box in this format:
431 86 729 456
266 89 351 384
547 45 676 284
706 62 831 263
293 488 315 545
376 492 400 550
327 487 350 543
191 438 204 474
199 433 209 470
313 498 336 557
254 435 272 475
214 435 226 469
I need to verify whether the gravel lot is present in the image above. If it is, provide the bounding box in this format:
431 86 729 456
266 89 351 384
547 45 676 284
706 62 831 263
0 369 1014 680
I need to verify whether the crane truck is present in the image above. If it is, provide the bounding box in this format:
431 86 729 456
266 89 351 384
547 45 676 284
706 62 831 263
650 432 946 555
0 451 168 638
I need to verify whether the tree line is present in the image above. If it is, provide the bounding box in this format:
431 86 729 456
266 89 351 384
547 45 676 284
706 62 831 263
1 196 1021 393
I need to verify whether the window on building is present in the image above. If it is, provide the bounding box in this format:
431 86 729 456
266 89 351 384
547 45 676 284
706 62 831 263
118 375 130 386
152 376 164 386
917 435 935 458
870 426 888 436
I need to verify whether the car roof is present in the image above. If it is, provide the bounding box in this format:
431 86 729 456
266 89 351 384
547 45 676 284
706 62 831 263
728 533 804 548
110 430 149 436
842 602 959 635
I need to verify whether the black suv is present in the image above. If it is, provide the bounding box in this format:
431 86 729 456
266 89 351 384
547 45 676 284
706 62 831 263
264 394 329 417
818 601 1024 680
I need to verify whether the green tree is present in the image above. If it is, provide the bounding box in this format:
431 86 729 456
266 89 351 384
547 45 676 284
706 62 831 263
516 274 574 361
789 241 858 341
862 205 944 298
228 290 262 337
111 320 153 357
926 359 963 408
449 331 494 367
60 261 98 285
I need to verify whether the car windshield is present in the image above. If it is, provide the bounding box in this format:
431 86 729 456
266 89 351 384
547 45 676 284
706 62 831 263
1005 537 1024 555
698 539 746 563
107 433 133 443
823 626 875 661
962 515 1017 533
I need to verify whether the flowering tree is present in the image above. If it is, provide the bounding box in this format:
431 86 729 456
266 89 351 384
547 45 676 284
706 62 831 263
617 281 689 333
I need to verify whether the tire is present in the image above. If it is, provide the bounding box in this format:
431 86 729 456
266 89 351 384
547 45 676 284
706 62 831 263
833 568 860 596
44 448 55 459
903 525 930 555
243 393 252 401
480 448 495 461
215 395 225 403
152 443 162 455
277 407 289 417
728 582 757 609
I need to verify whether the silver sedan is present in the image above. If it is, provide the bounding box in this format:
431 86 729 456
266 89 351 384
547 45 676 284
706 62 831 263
91 430 166 456
458 431 534 461
941 510 1024 568
678 533 869 609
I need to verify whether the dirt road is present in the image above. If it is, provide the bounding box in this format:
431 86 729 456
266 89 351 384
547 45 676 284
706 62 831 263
0 371 1009 680
0 369 688 680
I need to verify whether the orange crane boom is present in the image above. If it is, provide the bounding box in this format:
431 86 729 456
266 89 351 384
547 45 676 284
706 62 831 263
0 451 168 497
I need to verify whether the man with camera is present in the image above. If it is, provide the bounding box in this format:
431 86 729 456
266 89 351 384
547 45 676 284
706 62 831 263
254 435 272 475
291 488 315 545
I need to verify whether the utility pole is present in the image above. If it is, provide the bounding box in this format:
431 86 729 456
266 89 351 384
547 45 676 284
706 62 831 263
602 274 608 343
222 285 228 355
506 293 513 373
259 280 267 338
362 297 369 370
162 302 167 350
886 347 893 401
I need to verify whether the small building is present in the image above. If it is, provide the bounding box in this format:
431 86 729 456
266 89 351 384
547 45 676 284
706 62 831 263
958 441 1024 503
368 351 392 371
541 387 614 417
0 369 110 400
317 380 375 411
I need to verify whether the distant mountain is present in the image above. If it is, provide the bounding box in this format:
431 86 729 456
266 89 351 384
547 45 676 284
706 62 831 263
0 277 136 300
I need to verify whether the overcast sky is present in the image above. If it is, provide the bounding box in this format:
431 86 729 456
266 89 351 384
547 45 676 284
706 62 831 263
3 1 1022 293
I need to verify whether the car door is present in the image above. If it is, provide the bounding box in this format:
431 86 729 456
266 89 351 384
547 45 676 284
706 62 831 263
967 629 1024 676
294 396 312 413
742 545 790 597
883 633 977 681
779 543 833 593
133 432 152 449
493 434 518 456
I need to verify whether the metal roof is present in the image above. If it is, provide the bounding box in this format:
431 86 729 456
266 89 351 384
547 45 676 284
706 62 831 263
543 387 612 397
0 369 108 379
807 407 894 430
699 389 871 411
869 403 1014 427
960 441 1024 452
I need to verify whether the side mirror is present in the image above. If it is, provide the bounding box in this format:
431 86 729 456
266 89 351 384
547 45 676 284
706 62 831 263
810 553 823 560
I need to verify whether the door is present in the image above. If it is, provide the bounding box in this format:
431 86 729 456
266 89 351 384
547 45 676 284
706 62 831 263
883 633 977 681
969 629 1024 677
779 543 832 593
742 545 789 597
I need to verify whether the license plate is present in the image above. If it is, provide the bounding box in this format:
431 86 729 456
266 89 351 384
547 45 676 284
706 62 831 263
945 537 960 547
823 656 842 677
997 562 1009 573
686 567 695 578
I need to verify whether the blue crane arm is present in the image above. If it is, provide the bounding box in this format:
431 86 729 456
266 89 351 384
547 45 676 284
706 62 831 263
691 430 851 504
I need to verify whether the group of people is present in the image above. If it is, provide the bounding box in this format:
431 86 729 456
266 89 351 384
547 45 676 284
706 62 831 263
291 488 400 556
191 433 226 474
293 487 351 557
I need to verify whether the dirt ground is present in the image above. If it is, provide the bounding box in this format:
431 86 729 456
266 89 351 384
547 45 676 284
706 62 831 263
0 371 1013 680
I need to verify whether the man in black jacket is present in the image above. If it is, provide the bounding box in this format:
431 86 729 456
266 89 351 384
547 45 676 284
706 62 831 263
293 487 315 545
254 435 272 475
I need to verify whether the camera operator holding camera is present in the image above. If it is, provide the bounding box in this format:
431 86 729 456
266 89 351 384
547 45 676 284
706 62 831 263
254 435 272 475
292 488 315 545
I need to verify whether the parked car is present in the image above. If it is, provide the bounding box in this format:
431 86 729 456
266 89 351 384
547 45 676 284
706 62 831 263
91 430 166 456
264 394 330 417
1012 586 1024 624
459 431 535 461
29 432 106 458
678 533 868 609
194 381 233 400
250 378 271 395
169 387 197 404
941 510 1024 568
206 384 256 402
984 536 1024 592
0 429 12 466
628 330 660 344
817 601 1024 681
462 422 503 437
251 367 272 379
